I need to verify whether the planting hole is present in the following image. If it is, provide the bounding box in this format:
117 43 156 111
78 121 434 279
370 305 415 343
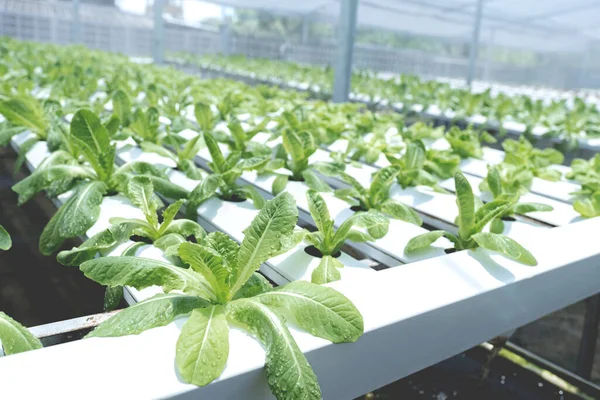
501 216 516 222
350 205 366 212
131 235 153 245
444 248 457 255
304 245 341 259
220 193 247 203
288 175 305 182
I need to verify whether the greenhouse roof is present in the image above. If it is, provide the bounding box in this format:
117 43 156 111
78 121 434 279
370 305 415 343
211 0 600 52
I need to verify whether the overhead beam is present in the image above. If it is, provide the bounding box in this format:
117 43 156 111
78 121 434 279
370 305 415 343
153 0 165 64
466 0 484 87
333 0 359 103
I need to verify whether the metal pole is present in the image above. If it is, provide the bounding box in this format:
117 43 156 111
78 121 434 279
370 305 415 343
301 17 309 44
71 0 80 44
50 0 58 44
466 0 484 88
483 28 495 82
153 0 165 64
576 294 600 380
221 10 232 56
578 42 591 89
333 0 358 103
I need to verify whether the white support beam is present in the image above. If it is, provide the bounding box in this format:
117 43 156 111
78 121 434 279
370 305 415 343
333 0 358 103
71 0 80 44
466 0 484 88
153 0 165 64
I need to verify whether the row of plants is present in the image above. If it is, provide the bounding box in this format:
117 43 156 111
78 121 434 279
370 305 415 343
176 53 600 150
172 51 600 220
0 38 590 398
0 41 368 399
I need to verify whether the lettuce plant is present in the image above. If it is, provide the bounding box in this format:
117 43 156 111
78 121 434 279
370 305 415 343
0 96 63 171
445 125 496 159
502 137 563 182
573 191 600 218
218 118 272 157
333 165 422 225
259 129 337 194
141 134 206 180
58 176 204 267
479 166 552 233
80 193 364 399
12 109 188 254
145 78 195 132
0 312 43 356
405 172 537 266
302 189 388 283
193 101 217 133
58 176 204 309
127 106 161 144
400 121 445 143
343 129 403 165
424 147 462 179
186 131 267 213
479 164 533 196
569 180 600 218
567 154 600 184
386 141 454 191
0 224 10 251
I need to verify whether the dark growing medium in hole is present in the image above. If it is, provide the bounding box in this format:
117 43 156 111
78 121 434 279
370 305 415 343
304 245 341 259
501 216 516 222
288 175 305 182
130 235 153 245
444 248 457 255
350 205 367 213
104 190 119 197
219 193 247 203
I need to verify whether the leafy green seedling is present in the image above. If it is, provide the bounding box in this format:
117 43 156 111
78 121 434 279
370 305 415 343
127 106 161 144
405 172 537 266
573 191 600 218
193 101 216 133
0 312 43 357
141 134 206 180
343 129 403 165
58 176 204 266
302 189 389 284
479 163 533 197
479 166 552 233
502 137 563 182
0 224 11 251
400 121 445 143
58 176 204 309
186 131 267 214
219 118 272 157
570 180 600 218
12 109 188 254
567 154 600 184
333 165 422 225
0 96 67 171
386 141 453 191
80 193 364 400
260 129 338 194
445 125 496 159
